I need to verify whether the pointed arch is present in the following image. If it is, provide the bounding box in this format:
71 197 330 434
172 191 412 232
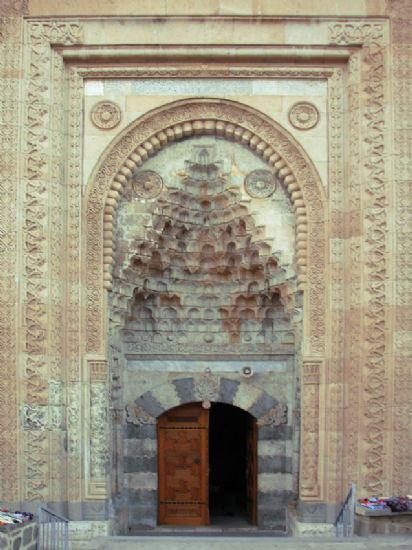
84 98 327 358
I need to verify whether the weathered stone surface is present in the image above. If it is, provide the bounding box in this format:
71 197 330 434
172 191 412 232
259 455 292 474
124 456 157 474
217 378 240 405
248 392 279 419
134 393 164 419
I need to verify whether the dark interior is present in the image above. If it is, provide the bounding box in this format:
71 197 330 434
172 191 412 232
209 402 249 523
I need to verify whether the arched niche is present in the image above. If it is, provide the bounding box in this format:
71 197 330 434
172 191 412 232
84 98 327 358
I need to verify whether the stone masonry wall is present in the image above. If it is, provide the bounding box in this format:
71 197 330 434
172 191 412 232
0 522 37 550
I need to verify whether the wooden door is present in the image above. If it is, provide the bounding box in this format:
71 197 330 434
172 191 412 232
158 402 210 525
246 415 258 525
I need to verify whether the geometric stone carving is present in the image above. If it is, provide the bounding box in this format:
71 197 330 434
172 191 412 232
300 360 322 499
90 101 121 130
132 170 163 199
288 102 320 130
244 169 277 198
87 360 108 499
329 21 388 497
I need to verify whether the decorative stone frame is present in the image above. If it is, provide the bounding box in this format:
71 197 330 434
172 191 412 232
85 98 327 504
123 376 292 531
1 13 393 529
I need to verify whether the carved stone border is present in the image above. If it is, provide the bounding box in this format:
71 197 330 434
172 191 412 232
300 360 324 499
74 61 333 506
329 22 390 497
0 13 23 503
86 359 109 499
21 19 83 505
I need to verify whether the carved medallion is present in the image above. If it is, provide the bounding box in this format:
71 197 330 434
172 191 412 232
288 102 319 130
244 169 276 198
90 101 121 130
132 170 163 199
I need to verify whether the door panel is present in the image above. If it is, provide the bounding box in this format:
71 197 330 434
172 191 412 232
158 403 210 525
246 415 258 525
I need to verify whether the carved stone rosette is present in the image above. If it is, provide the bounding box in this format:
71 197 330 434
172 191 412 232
244 169 277 198
288 102 320 130
90 101 121 130
132 170 163 199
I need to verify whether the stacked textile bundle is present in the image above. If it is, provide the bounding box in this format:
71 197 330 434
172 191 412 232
358 496 412 512
0 509 33 526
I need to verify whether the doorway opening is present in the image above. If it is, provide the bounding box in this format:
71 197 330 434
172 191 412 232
157 402 257 527
209 403 250 525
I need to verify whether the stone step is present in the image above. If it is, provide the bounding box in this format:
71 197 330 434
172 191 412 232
82 535 412 550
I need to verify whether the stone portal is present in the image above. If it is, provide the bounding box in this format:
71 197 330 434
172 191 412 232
109 132 300 532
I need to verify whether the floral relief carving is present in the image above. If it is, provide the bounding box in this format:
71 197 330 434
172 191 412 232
64 66 85 502
126 404 155 426
257 403 288 427
194 371 219 407
244 169 277 198
392 38 412 492
67 383 82 500
91 101 122 130
288 102 320 130
132 170 163 199
22 405 48 430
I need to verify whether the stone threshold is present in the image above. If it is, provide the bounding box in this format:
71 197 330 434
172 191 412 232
131 528 287 537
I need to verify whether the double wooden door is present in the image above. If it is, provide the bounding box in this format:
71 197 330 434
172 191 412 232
157 402 257 526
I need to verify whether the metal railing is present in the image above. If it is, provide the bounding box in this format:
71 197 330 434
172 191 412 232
335 482 356 537
37 506 69 550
